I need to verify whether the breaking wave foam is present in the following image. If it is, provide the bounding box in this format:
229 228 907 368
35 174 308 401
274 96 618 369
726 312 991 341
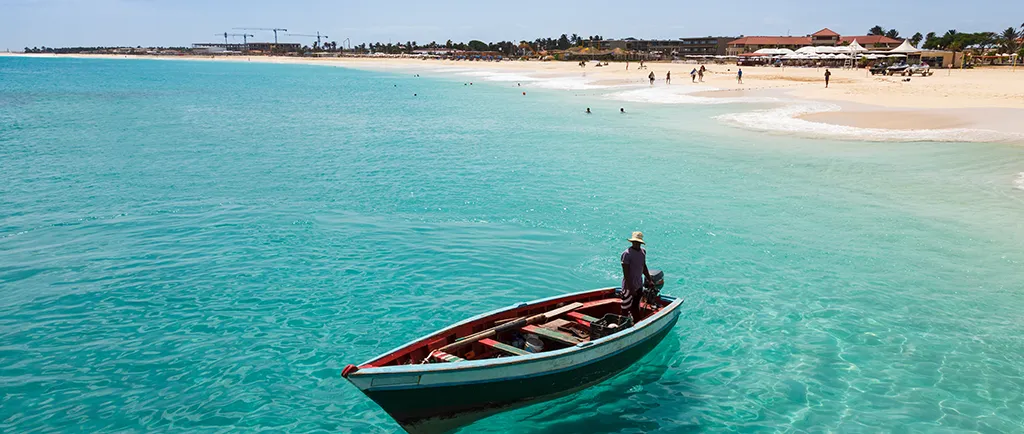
1015 173 1024 191
454 71 609 90
606 86 780 105
715 103 1024 143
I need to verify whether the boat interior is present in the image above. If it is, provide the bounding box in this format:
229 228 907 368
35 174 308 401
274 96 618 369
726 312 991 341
361 285 669 368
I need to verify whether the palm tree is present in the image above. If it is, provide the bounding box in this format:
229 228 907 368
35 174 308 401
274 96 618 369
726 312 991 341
922 31 938 49
885 29 901 39
948 40 963 68
1001 27 1021 54
939 29 959 49
869 25 885 36
910 32 923 47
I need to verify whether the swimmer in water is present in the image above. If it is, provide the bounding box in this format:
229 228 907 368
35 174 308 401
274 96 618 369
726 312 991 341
620 108 625 113
586 108 591 114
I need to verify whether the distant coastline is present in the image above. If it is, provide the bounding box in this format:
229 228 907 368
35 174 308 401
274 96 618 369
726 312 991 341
5 52 1023 143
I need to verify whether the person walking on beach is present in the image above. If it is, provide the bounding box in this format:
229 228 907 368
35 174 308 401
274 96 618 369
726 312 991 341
648 71 655 85
690 68 697 83
626 61 629 70
824 68 831 88
621 231 655 322
698 65 705 82
666 71 671 84
737 68 743 84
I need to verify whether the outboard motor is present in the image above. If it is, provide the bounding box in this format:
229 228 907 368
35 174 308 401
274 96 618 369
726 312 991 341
646 269 665 290
641 269 665 308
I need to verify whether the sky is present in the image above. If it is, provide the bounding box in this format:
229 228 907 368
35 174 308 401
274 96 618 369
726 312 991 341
2 0 1022 50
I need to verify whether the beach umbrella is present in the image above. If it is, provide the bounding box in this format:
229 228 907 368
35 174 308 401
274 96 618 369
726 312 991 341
847 40 868 53
888 40 920 54
887 54 906 58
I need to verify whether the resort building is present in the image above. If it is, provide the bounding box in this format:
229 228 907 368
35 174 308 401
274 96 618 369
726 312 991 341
727 29 902 55
192 42 302 54
587 37 737 56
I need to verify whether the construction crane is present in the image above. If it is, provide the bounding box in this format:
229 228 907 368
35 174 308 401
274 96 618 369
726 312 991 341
234 27 288 44
216 32 254 45
283 32 330 47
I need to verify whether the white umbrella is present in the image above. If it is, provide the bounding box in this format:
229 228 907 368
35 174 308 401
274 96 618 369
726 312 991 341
888 40 919 54
753 48 795 56
847 40 868 53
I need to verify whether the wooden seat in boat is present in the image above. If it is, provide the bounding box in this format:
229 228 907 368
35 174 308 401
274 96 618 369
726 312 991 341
541 319 571 330
430 351 465 363
580 298 621 310
479 338 530 356
567 312 601 325
522 324 583 346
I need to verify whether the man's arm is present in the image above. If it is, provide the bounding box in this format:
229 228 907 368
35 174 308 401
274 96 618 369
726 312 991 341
643 264 654 288
622 263 631 290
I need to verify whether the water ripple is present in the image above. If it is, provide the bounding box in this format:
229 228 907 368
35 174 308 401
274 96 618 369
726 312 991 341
2 56 1024 433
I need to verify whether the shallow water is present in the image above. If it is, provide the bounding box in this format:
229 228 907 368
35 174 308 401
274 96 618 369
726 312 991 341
2 57 1024 432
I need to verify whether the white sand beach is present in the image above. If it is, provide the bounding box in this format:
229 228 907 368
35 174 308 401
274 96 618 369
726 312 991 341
7 53 1023 142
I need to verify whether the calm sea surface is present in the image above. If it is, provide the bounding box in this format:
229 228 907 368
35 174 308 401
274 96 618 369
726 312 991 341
2 57 1024 432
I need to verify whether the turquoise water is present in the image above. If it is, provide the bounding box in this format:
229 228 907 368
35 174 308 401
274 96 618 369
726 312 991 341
2 56 1024 433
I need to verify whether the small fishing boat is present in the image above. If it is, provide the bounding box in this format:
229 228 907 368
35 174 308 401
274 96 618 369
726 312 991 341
343 277 683 433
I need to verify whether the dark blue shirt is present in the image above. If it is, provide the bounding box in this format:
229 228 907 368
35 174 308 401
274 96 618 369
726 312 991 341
620 246 646 291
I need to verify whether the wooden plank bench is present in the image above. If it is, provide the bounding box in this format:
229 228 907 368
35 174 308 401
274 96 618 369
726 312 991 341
580 298 621 310
567 311 601 326
479 338 530 356
430 350 465 363
522 324 583 346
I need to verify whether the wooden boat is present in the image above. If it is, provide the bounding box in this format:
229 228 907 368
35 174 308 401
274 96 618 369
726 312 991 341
342 284 683 433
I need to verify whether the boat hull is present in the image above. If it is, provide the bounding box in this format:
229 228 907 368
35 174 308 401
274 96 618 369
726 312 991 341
377 315 675 433
347 293 682 433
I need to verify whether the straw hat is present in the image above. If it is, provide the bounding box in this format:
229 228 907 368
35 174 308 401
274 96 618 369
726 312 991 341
627 231 645 244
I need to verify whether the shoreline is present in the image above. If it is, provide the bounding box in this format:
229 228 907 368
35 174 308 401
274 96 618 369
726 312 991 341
5 52 1023 143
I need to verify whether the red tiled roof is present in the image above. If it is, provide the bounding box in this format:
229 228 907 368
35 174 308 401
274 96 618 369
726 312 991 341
727 36 812 46
813 28 839 37
839 35 901 44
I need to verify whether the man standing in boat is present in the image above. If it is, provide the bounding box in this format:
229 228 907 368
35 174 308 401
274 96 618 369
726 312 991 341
621 231 655 322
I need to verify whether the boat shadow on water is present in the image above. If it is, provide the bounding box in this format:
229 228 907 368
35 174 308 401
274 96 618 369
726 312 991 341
458 334 695 434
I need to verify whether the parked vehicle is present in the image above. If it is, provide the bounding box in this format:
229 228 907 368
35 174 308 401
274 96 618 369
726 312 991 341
885 63 910 76
905 64 933 76
869 63 889 75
